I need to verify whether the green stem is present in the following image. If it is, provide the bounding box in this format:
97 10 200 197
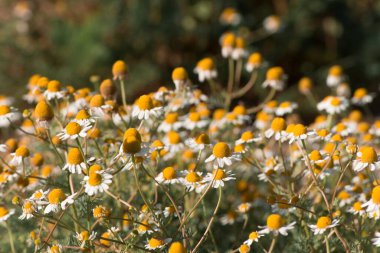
6 222 16 253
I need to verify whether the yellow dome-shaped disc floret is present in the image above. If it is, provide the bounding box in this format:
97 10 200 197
213 168 225 180
292 124 307 137
196 57 215 70
100 79 116 98
271 117 286 131
67 148 84 165
34 101 54 121
329 65 343 76
90 94 105 107
148 238 164 248
47 80 61 92
371 186 380 204
168 241 186 253
136 95 153 110
75 109 91 120
112 60 128 79
360 146 377 163
48 188 66 204
123 128 142 142
65 122 82 135
266 214 283 230
0 206 9 217
186 171 201 183
195 133 210 144
213 142 231 158
247 52 263 65
162 167 176 180
316 216 331 229
0 105 10 116
15 146 30 157
88 173 102 186
266 67 284 81
122 136 141 154
167 131 181 144
172 67 188 81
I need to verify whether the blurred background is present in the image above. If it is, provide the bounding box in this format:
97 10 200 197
1 0 380 114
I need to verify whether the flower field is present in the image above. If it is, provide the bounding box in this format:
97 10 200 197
0 4 380 253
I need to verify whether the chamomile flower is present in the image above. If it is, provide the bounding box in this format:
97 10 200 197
0 105 20 127
220 210 238 225
370 120 380 137
262 67 286 91
259 214 296 236
236 131 261 145
204 168 235 188
288 124 314 144
372 232 380 247
326 65 344 87
275 101 297 116
73 109 95 126
132 95 162 120
84 171 113 196
43 80 65 100
221 33 236 58
145 237 171 250
308 216 339 235
76 231 97 248
172 67 189 92
205 142 240 168
19 200 35 220
0 206 14 222
183 112 208 130
232 37 247 60
265 117 286 140
48 244 62 253
317 96 349 115
246 52 263 72
182 171 205 193
34 100 54 128
237 202 252 214
362 186 380 218
10 146 30 166
63 148 86 174
155 166 181 185
89 94 111 116
351 88 375 105
348 201 365 216
164 131 185 153
158 112 181 132
44 188 66 214
263 15 281 33
112 60 128 80
185 133 211 151
353 146 380 172
239 244 250 253
220 7 241 25
57 121 91 140
194 57 217 82
244 231 263 246
168 241 186 253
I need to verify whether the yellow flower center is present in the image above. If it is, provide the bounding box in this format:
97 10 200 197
234 144 245 153
197 57 215 70
354 88 367 99
76 109 91 120
239 244 250 253
298 77 312 92
123 128 142 142
195 133 210 144
47 80 61 92
89 164 102 175
317 129 328 137
168 131 181 144
33 191 43 199
50 245 61 253
213 168 225 180
165 113 178 124
222 33 236 47
163 167 176 180
0 105 10 115
292 124 306 137
67 148 83 165
48 189 66 204
88 173 102 186
212 142 231 158
136 95 153 110
213 109 226 120
249 231 259 240
360 146 377 163
23 201 34 213
169 242 186 253
316 216 331 229
309 150 322 161
112 60 128 78
233 105 246 115
353 201 362 211
34 101 54 121
122 136 142 154
329 65 343 76
100 79 116 97
266 214 283 230
0 206 9 217
90 94 104 107
279 101 291 108
148 238 164 248
248 52 262 65
93 205 110 218
266 67 284 80
80 231 89 241
15 146 30 157
372 186 380 204
271 117 286 131
337 191 350 200
151 140 164 149
65 122 82 135
241 131 254 141
172 67 188 80
330 97 341 106
189 112 201 122
186 172 201 183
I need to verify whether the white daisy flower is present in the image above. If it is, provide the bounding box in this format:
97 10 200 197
0 105 20 128
185 133 212 151
317 96 349 115
48 244 63 253
352 88 375 105
44 188 67 214
352 146 380 172
0 206 14 222
132 95 163 120
155 166 181 185
204 168 235 188
19 201 35 220
84 171 113 196
194 57 217 82
362 186 380 219
265 117 286 141
244 231 263 246
259 214 296 236
57 121 92 140
275 101 297 116
308 216 339 235
182 171 206 193
63 148 86 174
145 237 171 250
205 142 240 169
326 65 344 87
347 201 365 216
10 146 30 166
262 67 287 91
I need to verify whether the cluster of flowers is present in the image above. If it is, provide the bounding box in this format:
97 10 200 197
0 7 378 253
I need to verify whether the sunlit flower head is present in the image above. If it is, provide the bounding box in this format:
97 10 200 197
244 231 263 246
0 105 20 127
44 80 65 100
194 57 217 82
326 65 344 87
246 52 263 72
220 7 241 25
57 121 91 140
265 117 286 140
351 87 375 105
308 216 339 235
63 148 86 174
132 95 162 120
84 170 113 196
205 168 235 188
353 146 380 172
155 166 181 185
317 96 349 115
263 15 281 33
259 214 296 236
205 142 240 168
112 60 128 80
0 206 14 222
262 67 286 91
172 67 189 91
362 186 380 219
44 188 66 214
